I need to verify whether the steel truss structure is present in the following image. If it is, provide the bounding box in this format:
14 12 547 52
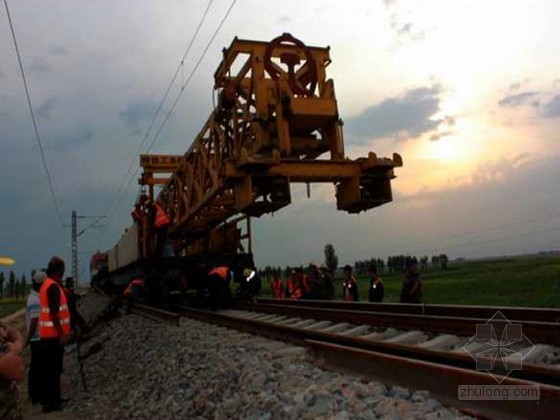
138 34 402 257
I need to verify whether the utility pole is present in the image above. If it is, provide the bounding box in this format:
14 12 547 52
72 210 78 283
67 212 106 285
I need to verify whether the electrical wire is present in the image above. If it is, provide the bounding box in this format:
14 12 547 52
102 0 238 234
4 0 65 225
95 0 237 253
101 0 216 221
145 0 238 154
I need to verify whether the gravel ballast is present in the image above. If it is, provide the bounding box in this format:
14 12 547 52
62 310 473 419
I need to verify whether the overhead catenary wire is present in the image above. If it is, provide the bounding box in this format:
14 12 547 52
101 0 216 221
145 0 238 154
103 0 238 230
93 0 237 253
3 0 65 226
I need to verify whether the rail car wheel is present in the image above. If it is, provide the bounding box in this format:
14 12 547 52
264 33 318 97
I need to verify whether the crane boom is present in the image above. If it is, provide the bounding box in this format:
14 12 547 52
137 34 402 258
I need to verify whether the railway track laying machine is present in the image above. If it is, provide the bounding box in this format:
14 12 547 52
91 34 403 298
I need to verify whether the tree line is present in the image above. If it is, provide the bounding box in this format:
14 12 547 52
256 244 450 280
0 270 36 299
354 254 449 275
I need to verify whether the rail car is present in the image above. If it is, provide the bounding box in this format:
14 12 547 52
90 34 402 307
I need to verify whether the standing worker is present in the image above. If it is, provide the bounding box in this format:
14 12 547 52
295 267 311 299
319 264 335 300
307 262 325 299
37 256 71 413
400 258 422 303
207 266 231 309
367 266 384 302
270 272 283 299
150 201 170 256
25 270 47 405
342 265 359 301
286 270 303 300
238 268 262 300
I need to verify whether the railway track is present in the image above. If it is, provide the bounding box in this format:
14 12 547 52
131 301 560 419
237 299 560 346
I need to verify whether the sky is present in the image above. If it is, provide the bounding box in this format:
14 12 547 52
1 0 559 281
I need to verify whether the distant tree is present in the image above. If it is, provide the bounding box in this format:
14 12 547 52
324 244 338 275
20 274 28 296
8 270 16 298
0 272 4 298
440 254 449 269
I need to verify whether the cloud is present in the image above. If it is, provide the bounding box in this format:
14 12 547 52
0 70 5 79
430 131 453 142
346 84 444 141
542 94 560 118
28 58 51 74
498 91 539 108
52 124 95 152
37 96 58 119
394 21 425 41
48 45 68 56
120 101 156 134
276 15 290 24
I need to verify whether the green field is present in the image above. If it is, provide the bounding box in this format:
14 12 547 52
260 255 560 308
0 298 26 318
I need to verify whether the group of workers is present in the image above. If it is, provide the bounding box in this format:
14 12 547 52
1 256 83 418
270 258 422 304
119 264 262 310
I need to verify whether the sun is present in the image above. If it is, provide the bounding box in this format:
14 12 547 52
428 136 460 161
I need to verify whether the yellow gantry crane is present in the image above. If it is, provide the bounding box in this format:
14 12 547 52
135 34 402 258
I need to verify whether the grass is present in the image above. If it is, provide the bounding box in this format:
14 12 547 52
260 255 560 308
0 297 26 318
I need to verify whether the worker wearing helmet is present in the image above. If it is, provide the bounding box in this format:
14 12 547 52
237 268 261 300
342 265 359 301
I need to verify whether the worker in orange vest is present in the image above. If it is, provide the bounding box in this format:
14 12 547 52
342 264 359 301
285 270 303 299
207 266 231 309
37 256 71 413
149 201 170 256
270 273 283 298
295 267 311 299
123 277 144 299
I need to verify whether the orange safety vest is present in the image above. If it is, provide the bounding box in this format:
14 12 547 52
271 279 283 298
209 266 229 280
287 278 302 299
154 204 170 227
124 278 143 296
39 278 71 339
343 276 357 301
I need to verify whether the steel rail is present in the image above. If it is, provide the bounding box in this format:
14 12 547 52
255 298 560 323
240 301 560 345
175 305 560 419
131 303 180 325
